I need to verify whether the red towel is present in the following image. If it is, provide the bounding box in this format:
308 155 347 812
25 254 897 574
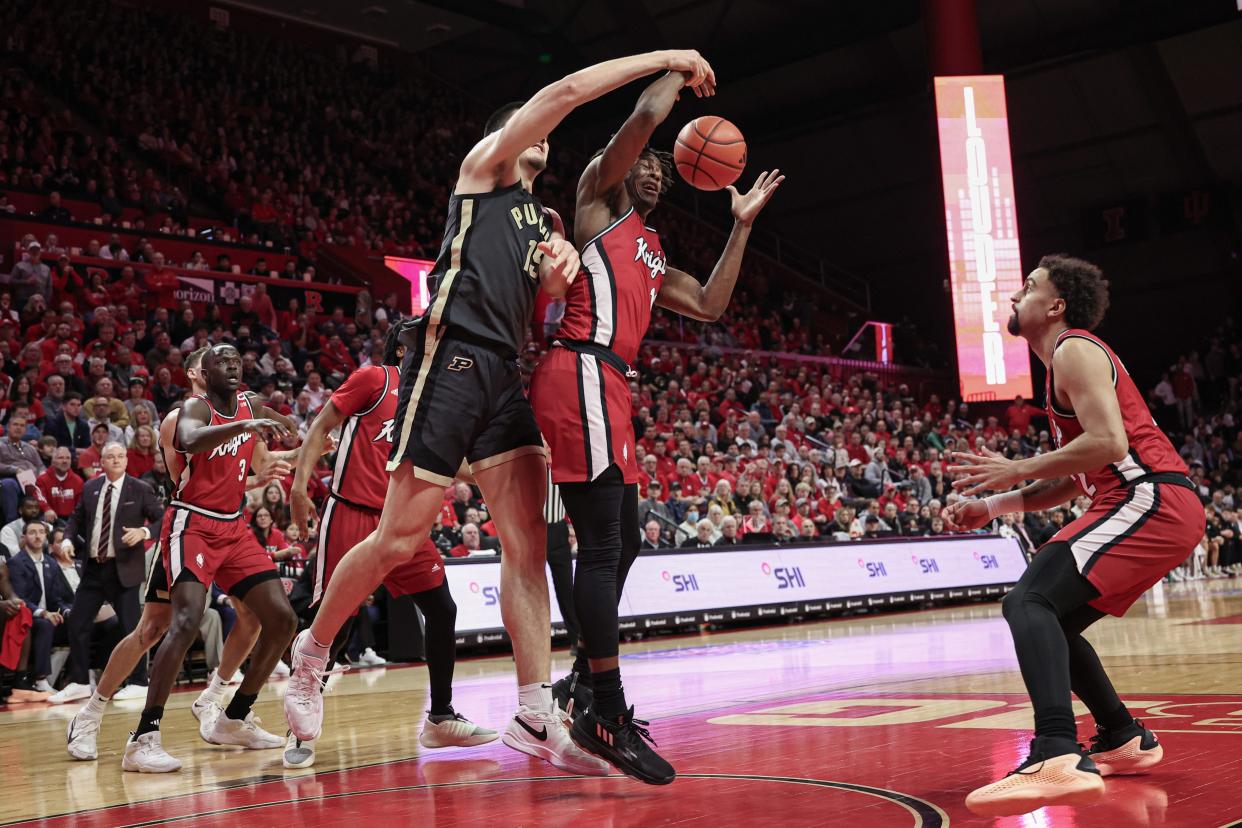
0 604 32 670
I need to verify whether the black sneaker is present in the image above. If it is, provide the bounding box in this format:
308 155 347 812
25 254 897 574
1087 718 1163 776
570 706 675 786
13 672 36 692
551 671 593 721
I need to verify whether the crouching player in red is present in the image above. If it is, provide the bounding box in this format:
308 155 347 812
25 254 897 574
285 324 495 768
945 255 1204 817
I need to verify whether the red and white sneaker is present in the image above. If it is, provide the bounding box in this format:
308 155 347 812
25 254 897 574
284 629 328 741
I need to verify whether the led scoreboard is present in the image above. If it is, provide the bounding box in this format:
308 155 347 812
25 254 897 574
934 76 1032 401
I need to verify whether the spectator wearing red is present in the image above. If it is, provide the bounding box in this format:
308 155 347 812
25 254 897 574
1004 394 1041 434
108 265 144 317
319 334 357 382
144 254 179 312
125 425 158 478
448 523 488 558
36 446 83 519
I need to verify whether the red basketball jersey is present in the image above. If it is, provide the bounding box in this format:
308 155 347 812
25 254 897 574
175 393 258 516
329 364 399 510
556 206 666 364
1045 328 1187 499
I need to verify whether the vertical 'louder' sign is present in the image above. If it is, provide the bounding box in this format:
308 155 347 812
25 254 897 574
934 76 1031 402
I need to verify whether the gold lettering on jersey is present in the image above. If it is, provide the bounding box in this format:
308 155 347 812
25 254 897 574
207 431 253 460
509 205 552 239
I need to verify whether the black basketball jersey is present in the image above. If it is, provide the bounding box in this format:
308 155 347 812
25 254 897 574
415 181 553 356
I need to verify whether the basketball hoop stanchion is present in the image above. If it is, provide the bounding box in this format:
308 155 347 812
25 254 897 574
842 320 895 364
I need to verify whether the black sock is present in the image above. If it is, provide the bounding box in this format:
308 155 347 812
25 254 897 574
1098 701 1133 732
592 667 626 720
225 691 258 721
136 705 164 737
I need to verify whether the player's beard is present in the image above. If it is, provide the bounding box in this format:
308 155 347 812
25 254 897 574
1006 311 1021 336
520 147 547 174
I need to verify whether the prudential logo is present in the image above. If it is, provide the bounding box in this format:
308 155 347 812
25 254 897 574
761 561 806 590
661 570 700 592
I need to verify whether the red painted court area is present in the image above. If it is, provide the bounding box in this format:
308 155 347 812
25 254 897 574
13 690 1242 828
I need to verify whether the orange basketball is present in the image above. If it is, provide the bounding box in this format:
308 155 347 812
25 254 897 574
673 116 746 191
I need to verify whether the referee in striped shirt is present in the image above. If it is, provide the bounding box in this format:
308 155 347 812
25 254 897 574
544 469 580 649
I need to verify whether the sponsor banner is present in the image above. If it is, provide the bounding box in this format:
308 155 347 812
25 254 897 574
446 536 1026 637
933 75 1032 402
78 261 360 318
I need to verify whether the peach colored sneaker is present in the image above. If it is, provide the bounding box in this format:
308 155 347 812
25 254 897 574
1088 719 1164 776
966 744 1105 817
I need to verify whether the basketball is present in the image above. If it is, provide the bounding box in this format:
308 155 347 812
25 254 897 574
673 116 747 191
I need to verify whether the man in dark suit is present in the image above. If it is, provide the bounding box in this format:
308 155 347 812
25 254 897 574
640 520 670 551
8 521 73 691
43 393 92 458
52 442 163 703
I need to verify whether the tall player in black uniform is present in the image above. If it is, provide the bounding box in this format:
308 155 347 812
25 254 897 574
286 48 716 775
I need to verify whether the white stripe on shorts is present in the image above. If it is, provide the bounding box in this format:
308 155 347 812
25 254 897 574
1069 481 1157 574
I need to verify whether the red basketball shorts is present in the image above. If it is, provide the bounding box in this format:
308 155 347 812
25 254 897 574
530 346 638 484
1049 478 1204 616
313 495 445 611
163 504 277 596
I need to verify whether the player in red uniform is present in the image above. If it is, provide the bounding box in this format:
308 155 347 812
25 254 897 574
66 347 292 760
123 344 298 773
944 255 1205 817
284 325 495 768
528 69 783 784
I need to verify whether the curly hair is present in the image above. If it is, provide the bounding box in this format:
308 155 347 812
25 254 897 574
1038 254 1110 331
590 141 674 196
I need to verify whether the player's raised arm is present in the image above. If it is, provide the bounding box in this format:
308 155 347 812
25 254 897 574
578 71 695 223
459 50 714 190
657 169 784 321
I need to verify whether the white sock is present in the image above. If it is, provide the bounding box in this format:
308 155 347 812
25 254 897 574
302 631 331 656
202 671 227 699
518 682 553 712
84 691 108 716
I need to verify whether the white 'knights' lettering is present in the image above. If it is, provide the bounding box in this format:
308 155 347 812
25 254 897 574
634 236 667 280
374 418 395 445
207 432 254 460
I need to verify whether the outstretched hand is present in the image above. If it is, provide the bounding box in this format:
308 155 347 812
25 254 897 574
666 50 716 97
947 447 1025 497
941 499 990 532
728 169 785 226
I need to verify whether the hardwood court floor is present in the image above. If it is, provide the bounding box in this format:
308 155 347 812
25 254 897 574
3 578 1241 827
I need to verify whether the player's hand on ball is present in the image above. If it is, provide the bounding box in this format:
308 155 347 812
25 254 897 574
665 50 715 96
290 488 317 538
538 239 580 286
941 499 990 532
245 418 290 440
728 169 785 226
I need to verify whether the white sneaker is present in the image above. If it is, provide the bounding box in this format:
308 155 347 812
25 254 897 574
358 648 387 666
283 730 316 768
67 710 102 760
198 701 224 743
206 711 284 749
112 684 148 701
284 630 328 741
420 710 499 748
122 732 182 773
47 682 92 705
271 660 291 679
501 705 611 776
34 678 55 694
